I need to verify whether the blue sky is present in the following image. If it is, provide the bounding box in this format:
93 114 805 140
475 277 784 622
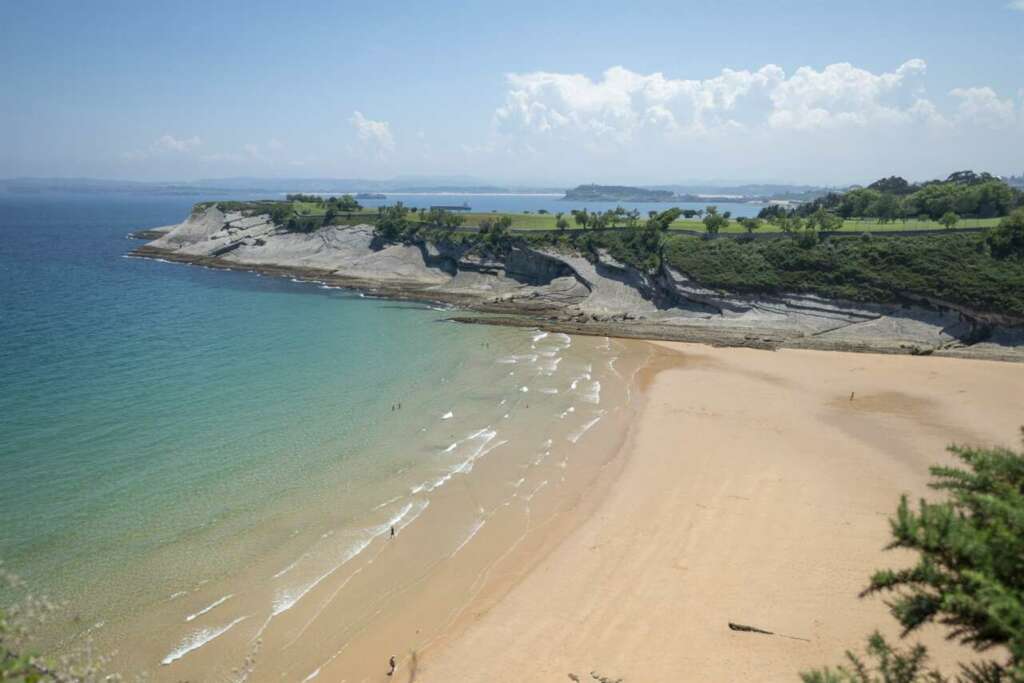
2 0 1022 185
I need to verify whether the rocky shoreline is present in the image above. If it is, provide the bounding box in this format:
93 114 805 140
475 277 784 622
128 207 1024 363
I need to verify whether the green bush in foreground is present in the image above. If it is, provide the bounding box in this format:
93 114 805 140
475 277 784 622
801 437 1024 683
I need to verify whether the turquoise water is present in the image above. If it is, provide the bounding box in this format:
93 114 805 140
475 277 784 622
0 191 510 612
0 192 648 679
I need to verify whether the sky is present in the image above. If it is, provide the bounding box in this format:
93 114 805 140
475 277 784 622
1 0 1023 187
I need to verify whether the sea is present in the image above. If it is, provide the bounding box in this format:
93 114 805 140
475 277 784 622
0 191 662 679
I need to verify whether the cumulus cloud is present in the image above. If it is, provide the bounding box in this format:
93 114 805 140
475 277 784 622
350 111 395 155
154 134 201 152
495 59 1015 142
495 65 783 140
950 87 1016 127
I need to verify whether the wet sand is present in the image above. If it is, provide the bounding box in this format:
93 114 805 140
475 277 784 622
416 342 1024 682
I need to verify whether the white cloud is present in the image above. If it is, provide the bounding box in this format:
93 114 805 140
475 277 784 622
495 59 1019 142
767 59 926 129
1008 0 1024 10
154 134 201 152
950 87 1016 127
350 111 395 155
495 65 783 141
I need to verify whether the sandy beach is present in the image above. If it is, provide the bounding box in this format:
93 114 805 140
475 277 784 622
416 342 1024 682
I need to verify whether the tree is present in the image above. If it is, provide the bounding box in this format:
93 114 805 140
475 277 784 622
648 207 682 231
987 208 1024 258
807 207 843 233
702 206 728 236
737 217 763 235
335 194 362 212
574 209 590 230
940 212 959 230
802 436 1024 682
375 202 410 240
555 213 569 231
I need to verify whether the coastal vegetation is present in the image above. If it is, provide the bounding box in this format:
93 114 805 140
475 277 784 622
801 436 1024 682
183 172 1024 321
770 171 1024 223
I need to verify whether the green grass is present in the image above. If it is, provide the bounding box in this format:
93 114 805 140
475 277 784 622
206 201 1003 234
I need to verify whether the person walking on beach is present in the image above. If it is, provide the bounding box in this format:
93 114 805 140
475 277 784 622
387 655 397 676
390 525 396 538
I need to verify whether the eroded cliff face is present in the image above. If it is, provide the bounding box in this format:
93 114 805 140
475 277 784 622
133 207 1023 359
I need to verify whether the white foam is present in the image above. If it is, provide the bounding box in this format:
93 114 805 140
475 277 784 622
185 594 233 622
559 406 575 419
451 519 486 557
520 386 529 393
569 415 603 444
302 667 322 682
441 411 453 420
270 500 429 617
273 558 301 579
531 330 549 343
372 494 403 511
168 591 188 601
538 388 559 395
161 616 248 665
582 380 602 405
524 480 549 502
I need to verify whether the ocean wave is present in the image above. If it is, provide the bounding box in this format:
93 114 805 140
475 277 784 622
531 330 549 343
559 406 575 419
568 414 603 444
497 353 538 365
523 480 549 503
441 410 453 420
538 388 559 395
272 500 429 617
429 430 505 490
569 372 591 391
185 594 233 622
372 494 403 511
272 558 301 579
161 616 248 665
538 356 562 375
451 519 486 557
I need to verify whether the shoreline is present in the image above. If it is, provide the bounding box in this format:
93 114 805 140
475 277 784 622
130 242 1024 363
81 324 654 681
415 341 1024 681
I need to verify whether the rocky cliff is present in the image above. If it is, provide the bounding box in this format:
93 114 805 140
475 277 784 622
131 207 1024 361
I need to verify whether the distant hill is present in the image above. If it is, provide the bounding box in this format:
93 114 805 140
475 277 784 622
563 183 832 203
0 177 565 196
564 184 676 202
